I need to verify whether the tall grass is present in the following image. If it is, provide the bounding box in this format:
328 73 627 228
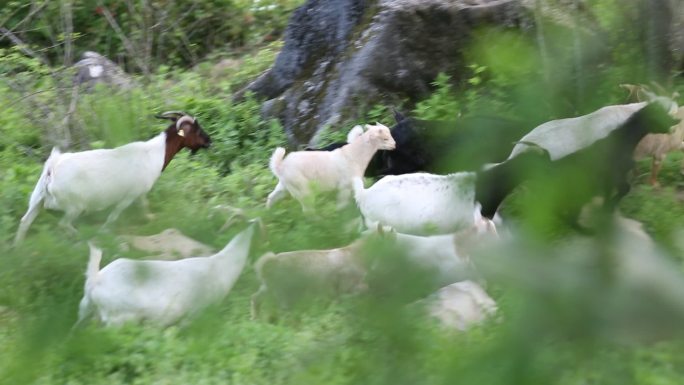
2 3 684 384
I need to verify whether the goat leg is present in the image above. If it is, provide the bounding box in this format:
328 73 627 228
649 156 663 188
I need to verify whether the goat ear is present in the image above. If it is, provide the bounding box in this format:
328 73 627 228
177 127 186 137
392 108 406 123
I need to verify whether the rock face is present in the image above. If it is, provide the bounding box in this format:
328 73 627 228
73 51 135 90
242 0 531 145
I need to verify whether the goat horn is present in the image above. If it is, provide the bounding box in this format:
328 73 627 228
392 107 407 123
176 116 195 131
155 111 190 120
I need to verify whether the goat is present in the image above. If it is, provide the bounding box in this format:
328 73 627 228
475 145 552 219
418 280 498 331
250 216 497 319
506 98 677 162
76 222 256 327
633 106 684 186
622 84 684 186
14 111 211 245
352 172 478 235
267 123 395 212
374 211 499 289
484 102 679 227
310 110 529 177
250 239 368 319
375 110 530 175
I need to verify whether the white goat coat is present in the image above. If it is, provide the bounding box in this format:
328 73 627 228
423 280 498 331
276 150 360 193
354 172 477 235
390 232 472 287
79 225 254 327
267 123 395 212
508 103 647 161
44 134 165 213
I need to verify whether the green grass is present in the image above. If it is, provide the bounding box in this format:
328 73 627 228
3 138 684 385
3 28 684 385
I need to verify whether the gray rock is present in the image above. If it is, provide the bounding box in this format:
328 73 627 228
118 228 214 261
73 51 135 90
242 0 531 144
241 0 684 145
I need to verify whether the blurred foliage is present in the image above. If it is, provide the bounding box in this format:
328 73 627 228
0 0 302 70
2 1 684 385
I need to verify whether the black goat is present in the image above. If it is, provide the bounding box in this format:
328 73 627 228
307 110 530 178
475 101 679 224
378 111 530 175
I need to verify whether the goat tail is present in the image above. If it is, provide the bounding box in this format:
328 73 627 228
14 148 61 245
85 241 103 287
29 147 61 208
269 147 286 176
254 252 277 282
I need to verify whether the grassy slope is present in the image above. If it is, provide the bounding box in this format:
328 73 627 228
2 52 684 385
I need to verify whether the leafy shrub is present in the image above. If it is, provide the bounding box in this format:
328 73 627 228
0 0 303 70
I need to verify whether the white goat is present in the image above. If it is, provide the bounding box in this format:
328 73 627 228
15 111 211 245
267 123 395 212
251 240 368 319
76 223 256 327
250 213 497 319
352 172 478 235
377 211 498 288
420 280 498 331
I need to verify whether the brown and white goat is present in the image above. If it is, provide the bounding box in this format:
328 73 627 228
15 111 211 244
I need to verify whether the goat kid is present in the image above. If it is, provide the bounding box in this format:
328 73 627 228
15 112 211 245
76 222 256 327
267 123 395 212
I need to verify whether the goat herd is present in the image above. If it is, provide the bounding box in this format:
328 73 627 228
11 85 684 331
